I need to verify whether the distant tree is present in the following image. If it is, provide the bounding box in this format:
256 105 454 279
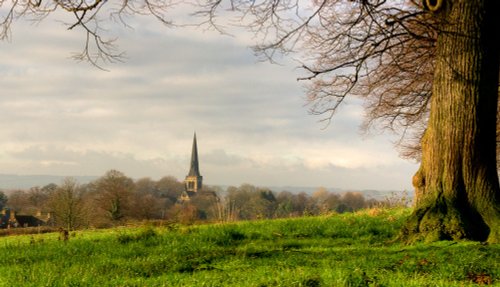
324 193 342 212
274 191 296 218
134 178 158 194
26 186 50 213
296 192 319 216
312 187 341 214
341 192 366 212
156 176 184 202
132 192 166 220
201 185 227 221
47 178 88 230
6 187 51 215
225 184 277 220
274 191 318 218
189 189 220 221
335 203 353 214
41 183 58 194
365 198 381 209
225 185 250 220
259 189 277 218
168 203 200 225
5 190 29 213
93 170 134 222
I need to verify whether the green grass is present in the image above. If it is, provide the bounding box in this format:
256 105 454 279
0 208 498 286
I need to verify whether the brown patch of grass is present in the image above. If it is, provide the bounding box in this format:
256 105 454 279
467 272 493 285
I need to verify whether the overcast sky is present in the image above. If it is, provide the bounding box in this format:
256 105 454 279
0 7 418 191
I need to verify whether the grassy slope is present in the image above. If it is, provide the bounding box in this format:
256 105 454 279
0 208 498 287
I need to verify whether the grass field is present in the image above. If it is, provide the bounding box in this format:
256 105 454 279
0 208 498 286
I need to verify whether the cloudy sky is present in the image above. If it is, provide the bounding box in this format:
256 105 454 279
0 6 418 191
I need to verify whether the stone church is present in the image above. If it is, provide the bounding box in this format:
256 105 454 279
179 133 204 201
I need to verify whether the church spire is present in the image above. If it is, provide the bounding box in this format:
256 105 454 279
184 132 203 194
188 132 201 177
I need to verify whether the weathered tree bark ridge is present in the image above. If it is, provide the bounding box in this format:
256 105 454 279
403 0 500 243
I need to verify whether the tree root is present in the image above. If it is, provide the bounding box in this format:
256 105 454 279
400 198 490 244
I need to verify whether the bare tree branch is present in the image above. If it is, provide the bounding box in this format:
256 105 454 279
198 0 440 160
0 0 177 68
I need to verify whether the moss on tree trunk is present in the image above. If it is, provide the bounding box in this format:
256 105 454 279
401 0 500 243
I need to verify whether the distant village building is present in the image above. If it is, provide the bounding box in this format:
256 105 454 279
0 208 17 228
0 208 52 228
180 133 204 202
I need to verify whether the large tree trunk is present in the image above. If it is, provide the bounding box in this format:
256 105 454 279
402 0 500 243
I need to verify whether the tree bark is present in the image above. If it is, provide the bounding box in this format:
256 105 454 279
402 0 500 243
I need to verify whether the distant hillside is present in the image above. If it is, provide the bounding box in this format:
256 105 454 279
0 174 97 190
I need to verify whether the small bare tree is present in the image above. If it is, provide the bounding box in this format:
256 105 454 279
48 178 88 230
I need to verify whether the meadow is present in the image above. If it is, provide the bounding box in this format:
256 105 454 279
0 208 498 286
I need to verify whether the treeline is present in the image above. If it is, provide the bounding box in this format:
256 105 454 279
0 170 409 230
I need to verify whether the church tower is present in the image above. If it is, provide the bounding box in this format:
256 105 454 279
184 133 203 194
